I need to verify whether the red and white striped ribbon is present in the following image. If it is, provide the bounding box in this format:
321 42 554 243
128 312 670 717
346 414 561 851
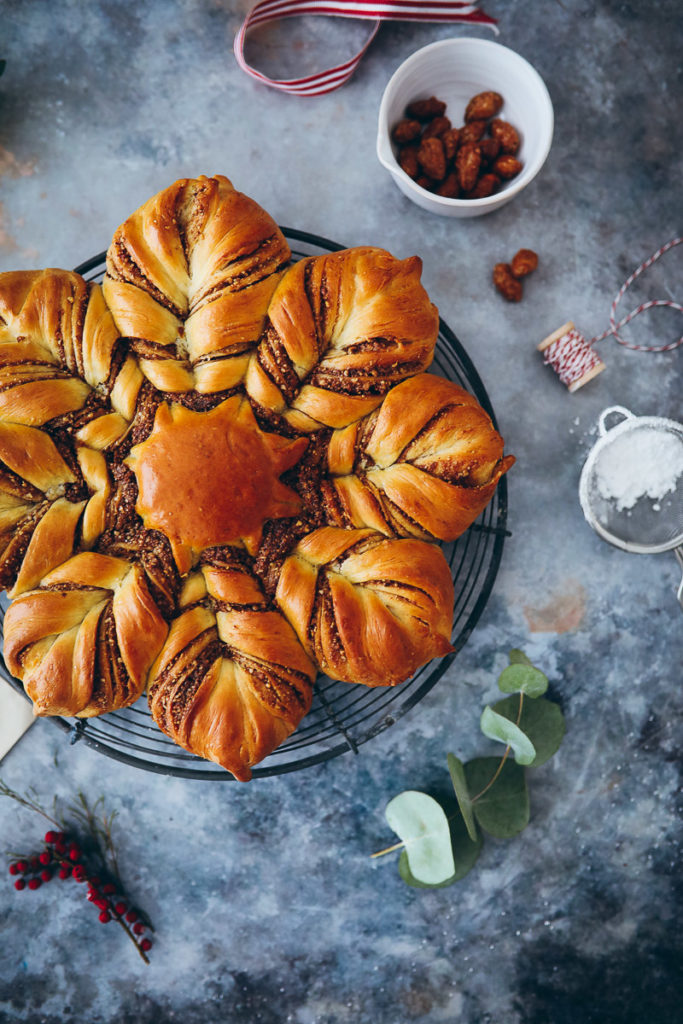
234 0 497 96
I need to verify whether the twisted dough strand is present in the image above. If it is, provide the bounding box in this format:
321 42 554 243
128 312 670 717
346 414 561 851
148 553 314 780
245 247 439 431
275 527 454 687
104 175 291 394
317 374 515 540
4 552 168 717
0 270 129 595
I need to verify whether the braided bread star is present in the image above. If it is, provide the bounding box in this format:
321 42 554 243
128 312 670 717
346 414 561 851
0 174 513 779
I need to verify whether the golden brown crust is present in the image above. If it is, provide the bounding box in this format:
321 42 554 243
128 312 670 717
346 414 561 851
0 270 123 596
104 174 290 395
148 563 314 780
245 247 439 430
0 269 119 395
4 553 168 717
275 528 455 687
125 396 307 572
320 375 514 540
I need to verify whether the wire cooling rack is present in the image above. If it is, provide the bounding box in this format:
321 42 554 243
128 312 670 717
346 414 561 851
0 229 509 779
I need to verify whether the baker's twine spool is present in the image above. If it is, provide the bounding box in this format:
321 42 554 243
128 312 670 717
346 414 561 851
234 1 496 96
539 237 683 392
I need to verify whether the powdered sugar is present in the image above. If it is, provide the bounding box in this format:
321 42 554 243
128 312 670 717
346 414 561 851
595 427 683 510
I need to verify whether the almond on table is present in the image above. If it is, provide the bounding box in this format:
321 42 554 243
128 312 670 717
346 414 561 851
511 248 539 278
493 263 523 302
493 249 539 300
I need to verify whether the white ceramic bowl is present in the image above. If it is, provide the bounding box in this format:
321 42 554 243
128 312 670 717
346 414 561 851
376 38 554 217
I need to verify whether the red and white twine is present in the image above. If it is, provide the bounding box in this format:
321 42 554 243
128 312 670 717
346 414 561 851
540 237 683 392
234 0 497 96
540 325 605 393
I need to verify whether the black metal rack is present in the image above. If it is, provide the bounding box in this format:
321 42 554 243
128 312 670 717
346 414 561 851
0 229 509 779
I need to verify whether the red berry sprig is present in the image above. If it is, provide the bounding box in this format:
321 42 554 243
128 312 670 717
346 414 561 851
2 782 154 965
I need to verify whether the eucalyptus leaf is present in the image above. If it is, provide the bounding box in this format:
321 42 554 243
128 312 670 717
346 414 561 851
498 662 548 698
480 706 536 765
492 696 565 767
398 850 455 888
385 790 455 885
508 649 533 666
398 809 482 888
447 753 477 842
465 757 530 838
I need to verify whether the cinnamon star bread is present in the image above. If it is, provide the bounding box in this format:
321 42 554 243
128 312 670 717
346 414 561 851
0 174 514 780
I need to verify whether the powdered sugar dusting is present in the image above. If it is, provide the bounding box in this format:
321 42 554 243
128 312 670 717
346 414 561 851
595 428 683 511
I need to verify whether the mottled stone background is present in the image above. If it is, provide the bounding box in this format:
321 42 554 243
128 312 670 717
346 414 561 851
0 1 681 1022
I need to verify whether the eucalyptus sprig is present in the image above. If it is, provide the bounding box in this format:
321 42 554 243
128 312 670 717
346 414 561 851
1 781 154 962
372 650 565 887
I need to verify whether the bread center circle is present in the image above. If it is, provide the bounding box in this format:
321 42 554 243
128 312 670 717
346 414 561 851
125 396 307 571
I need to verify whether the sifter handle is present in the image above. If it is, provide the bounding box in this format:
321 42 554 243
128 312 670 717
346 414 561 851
598 406 634 437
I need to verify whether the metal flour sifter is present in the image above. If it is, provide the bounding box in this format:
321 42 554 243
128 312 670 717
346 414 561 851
579 406 683 610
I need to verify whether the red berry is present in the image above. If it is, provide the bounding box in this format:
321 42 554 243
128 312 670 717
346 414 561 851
58 866 71 880
73 866 86 882
44 831 58 844
15 860 28 874
39 851 51 866
114 902 127 916
140 938 152 952
98 910 111 924
56 832 65 843
86 890 97 902
14 879 26 891
68 846 81 862
8 863 19 876
55 843 67 856
133 922 145 936
125 909 138 923
40 869 52 883
94 898 109 911
102 883 116 895
29 856 39 870
27 878 41 891
89 876 101 887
